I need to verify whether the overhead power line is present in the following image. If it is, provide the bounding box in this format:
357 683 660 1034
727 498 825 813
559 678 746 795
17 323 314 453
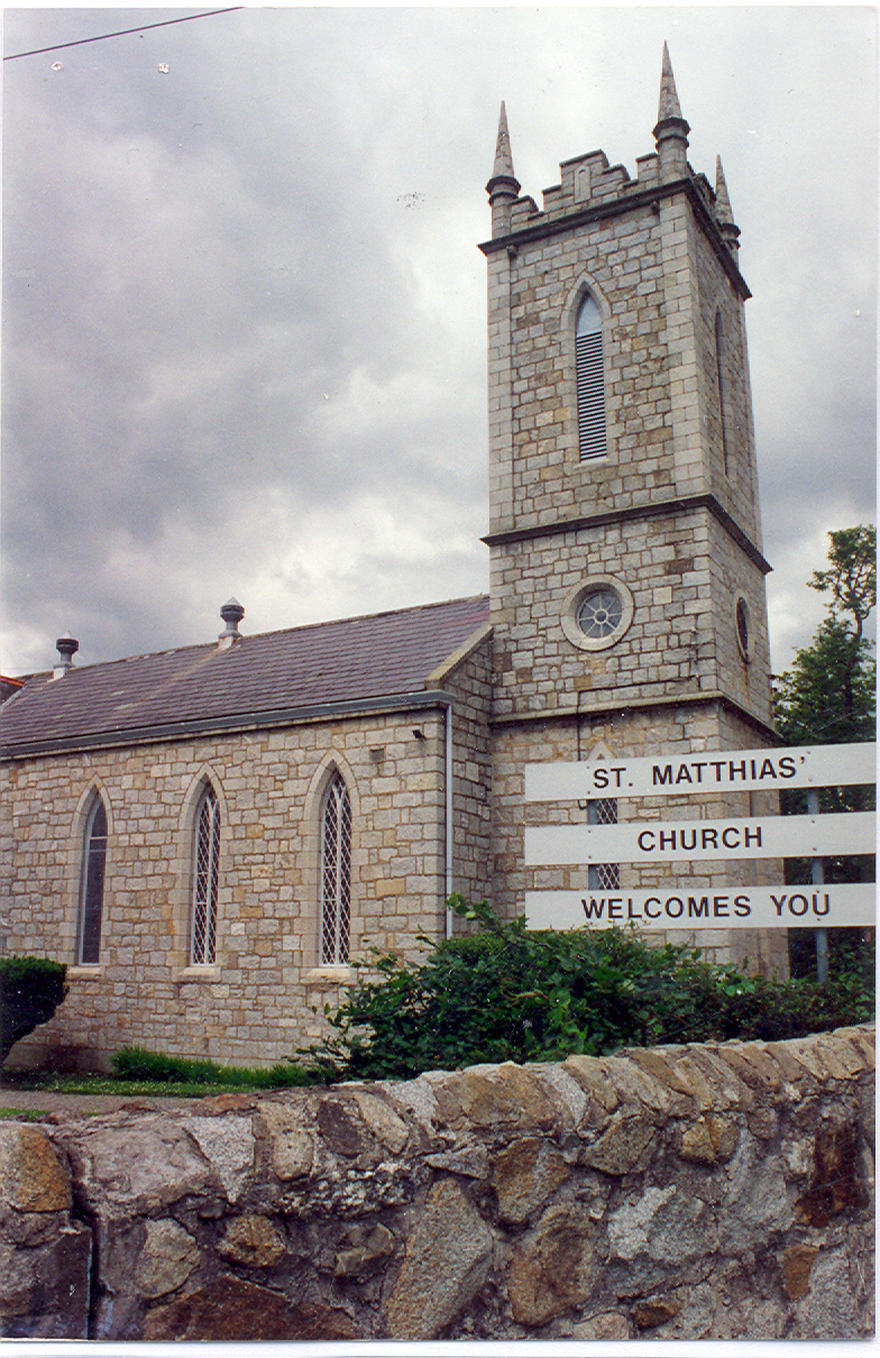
3 8 244 61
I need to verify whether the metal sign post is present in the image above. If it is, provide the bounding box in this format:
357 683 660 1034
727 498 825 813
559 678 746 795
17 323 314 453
806 787 829 982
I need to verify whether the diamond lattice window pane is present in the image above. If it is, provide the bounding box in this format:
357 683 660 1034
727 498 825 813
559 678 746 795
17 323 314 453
590 798 618 826
588 797 619 891
589 862 621 890
191 788 220 964
321 775 352 965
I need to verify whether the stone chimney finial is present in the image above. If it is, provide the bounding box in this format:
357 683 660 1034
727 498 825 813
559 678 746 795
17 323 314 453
53 632 79 678
218 598 245 649
486 101 521 237
653 43 690 182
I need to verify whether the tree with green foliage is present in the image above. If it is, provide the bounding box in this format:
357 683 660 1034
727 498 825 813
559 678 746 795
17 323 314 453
772 526 875 976
774 525 875 746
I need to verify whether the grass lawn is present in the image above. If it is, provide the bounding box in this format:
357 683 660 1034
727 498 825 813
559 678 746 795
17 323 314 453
1 1074 249 1098
0 1048 322 1099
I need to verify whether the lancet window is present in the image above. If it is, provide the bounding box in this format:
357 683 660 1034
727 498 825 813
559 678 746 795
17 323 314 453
575 292 608 460
191 783 220 965
77 792 107 964
320 773 352 965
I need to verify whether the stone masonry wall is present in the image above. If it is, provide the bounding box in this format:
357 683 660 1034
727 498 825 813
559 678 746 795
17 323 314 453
485 158 760 544
1 645 493 1068
0 1025 873 1341
486 199 676 541
489 507 772 724
693 218 762 545
437 632 494 909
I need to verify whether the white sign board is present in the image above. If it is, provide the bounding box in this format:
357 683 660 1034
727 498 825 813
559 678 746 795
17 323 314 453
525 811 876 866
525 741 876 802
525 883 877 931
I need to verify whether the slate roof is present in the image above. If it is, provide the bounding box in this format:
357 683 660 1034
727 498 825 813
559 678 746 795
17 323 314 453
0 595 491 757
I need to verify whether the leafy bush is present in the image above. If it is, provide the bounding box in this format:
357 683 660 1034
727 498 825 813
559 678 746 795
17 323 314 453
110 1045 315 1089
301 897 874 1081
0 956 67 1065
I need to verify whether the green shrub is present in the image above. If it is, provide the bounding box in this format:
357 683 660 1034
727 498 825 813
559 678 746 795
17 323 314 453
110 1045 315 1089
301 897 875 1081
0 957 67 1066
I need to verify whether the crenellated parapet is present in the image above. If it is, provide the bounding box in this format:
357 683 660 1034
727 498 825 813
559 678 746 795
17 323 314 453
484 45 743 292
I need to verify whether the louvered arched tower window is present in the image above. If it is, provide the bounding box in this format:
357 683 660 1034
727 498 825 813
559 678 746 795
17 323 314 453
320 773 351 965
77 792 107 964
191 784 220 965
575 292 607 460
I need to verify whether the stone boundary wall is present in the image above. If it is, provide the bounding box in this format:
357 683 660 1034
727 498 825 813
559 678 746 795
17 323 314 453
0 1026 873 1341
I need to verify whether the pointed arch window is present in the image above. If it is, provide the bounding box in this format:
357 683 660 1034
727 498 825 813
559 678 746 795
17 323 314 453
575 292 608 460
77 793 107 964
320 773 351 965
191 784 220 965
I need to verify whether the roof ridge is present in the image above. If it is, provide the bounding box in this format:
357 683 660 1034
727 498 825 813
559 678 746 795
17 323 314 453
251 592 490 643
21 639 217 679
6 594 491 681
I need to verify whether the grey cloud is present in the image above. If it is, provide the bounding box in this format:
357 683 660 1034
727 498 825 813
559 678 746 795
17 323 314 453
2 7 875 675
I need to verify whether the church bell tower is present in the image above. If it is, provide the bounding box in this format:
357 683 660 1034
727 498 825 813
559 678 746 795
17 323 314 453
482 49 786 971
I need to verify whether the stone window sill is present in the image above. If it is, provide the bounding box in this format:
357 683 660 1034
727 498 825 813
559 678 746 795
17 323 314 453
68 966 105 981
174 966 220 983
304 966 354 986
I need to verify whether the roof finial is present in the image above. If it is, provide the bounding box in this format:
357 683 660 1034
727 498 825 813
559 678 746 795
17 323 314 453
653 43 690 182
218 597 245 649
53 631 79 678
714 155 741 253
486 101 521 237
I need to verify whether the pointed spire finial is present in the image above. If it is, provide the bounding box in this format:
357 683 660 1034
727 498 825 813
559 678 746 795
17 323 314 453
486 100 520 237
714 155 741 253
653 43 690 181
658 41 684 122
492 100 516 182
714 155 733 223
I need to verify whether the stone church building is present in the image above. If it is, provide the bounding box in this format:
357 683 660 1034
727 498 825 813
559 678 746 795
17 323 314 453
0 51 787 1068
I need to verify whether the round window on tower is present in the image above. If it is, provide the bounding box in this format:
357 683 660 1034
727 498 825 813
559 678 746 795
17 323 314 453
561 575 634 652
735 594 752 662
576 586 623 639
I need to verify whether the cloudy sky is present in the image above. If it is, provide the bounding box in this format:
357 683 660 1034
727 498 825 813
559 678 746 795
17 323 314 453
2 5 875 680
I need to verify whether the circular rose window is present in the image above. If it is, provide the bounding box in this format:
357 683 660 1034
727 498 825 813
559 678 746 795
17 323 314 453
561 575 634 652
576 586 624 640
